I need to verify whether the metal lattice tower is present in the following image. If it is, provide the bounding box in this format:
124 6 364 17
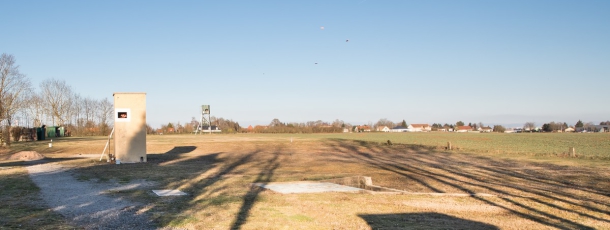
195 105 211 135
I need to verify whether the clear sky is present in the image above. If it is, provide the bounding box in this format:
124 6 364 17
2 0 609 128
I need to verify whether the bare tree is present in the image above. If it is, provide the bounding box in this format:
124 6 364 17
83 97 97 125
79 97 98 135
71 94 83 135
24 92 46 127
190 117 199 130
39 79 74 126
97 98 113 135
331 119 345 128
0 54 32 125
375 118 395 129
0 54 32 145
269 118 283 127
523 122 536 132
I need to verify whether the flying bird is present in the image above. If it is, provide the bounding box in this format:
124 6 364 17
346 39 349 42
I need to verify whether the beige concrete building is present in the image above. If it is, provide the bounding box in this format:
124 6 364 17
113 92 147 163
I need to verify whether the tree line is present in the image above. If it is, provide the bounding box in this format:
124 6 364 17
153 116 242 134
1 53 113 145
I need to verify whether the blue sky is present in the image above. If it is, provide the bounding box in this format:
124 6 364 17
2 0 609 128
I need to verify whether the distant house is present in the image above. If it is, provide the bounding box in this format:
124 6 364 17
437 127 447 132
343 128 350 133
408 124 431 132
355 125 371 132
576 125 610 133
456 126 473 133
376 126 390 132
199 126 222 133
479 126 493 133
564 127 575 132
391 126 409 132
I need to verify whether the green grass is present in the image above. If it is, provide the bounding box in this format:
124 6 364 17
0 167 75 229
289 132 610 159
198 195 243 206
288 214 314 222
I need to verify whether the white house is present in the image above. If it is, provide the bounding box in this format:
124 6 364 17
354 125 371 132
391 126 409 132
479 126 493 133
376 126 391 132
408 124 431 132
456 126 473 133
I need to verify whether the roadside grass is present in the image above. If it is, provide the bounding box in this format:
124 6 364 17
0 166 75 229
1 133 609 229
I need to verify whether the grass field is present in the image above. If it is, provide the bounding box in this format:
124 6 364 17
311 132 610 159
1 133 609 229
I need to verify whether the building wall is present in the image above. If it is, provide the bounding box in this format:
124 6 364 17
114 92 147 163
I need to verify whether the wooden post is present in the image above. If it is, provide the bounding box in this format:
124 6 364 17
447 142 452 150
569 147 575 157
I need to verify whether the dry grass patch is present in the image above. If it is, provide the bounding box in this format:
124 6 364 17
1 134 609 229
0 166 75 229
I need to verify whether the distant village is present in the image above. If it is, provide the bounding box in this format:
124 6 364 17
241 120 610 134
348 124 610 133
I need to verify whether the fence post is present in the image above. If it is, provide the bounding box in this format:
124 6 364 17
569 147 575 157
447 142 452 150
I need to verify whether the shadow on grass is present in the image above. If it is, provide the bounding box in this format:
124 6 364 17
12 136 609 229
0 158 86 167
68 144 282 229
157 146 281 229
325 139 608 229
164 146 197 155
358 212 499 230
230 152 280 229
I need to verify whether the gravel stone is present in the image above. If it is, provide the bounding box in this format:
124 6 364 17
26 162 158 230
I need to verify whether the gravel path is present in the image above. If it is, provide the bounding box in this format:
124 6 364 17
26 162 158 230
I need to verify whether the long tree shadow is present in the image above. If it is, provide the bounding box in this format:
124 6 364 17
0 157 84 167
19 137 609 229
141 144 283 229
383 154 604 228
230 151 280 229
9 137 287 229
408 153 610 218
359 212 499 230
324 139 609 229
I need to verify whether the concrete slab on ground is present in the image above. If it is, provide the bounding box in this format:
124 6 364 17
253 182 363 194
152 190 187 196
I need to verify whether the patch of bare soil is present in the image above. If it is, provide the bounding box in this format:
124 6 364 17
0 148 9 160
8 151 45 161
